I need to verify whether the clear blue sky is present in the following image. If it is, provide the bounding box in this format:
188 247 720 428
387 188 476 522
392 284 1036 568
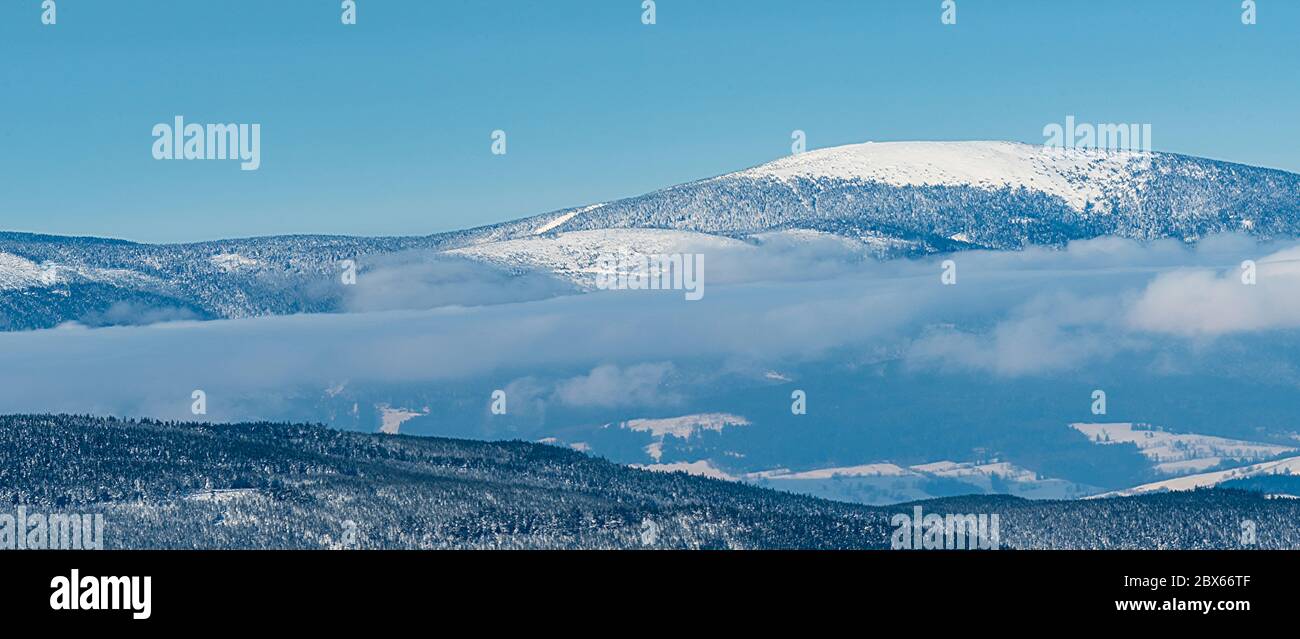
2 0 1298 243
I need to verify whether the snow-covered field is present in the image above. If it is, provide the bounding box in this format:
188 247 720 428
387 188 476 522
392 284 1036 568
750 459 1048 484
616 413 750 463
1072 423 1294 475
618 413 750 439
1096 456 1300 497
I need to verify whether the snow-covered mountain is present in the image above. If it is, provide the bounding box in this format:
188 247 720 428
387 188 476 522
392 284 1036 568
4 141 1300 330
508 141 1300 251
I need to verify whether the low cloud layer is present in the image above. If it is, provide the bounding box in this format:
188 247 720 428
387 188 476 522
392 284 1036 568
1127 245 1300 336
343 252 576 312
1 233 1297 420
553 363 679 408
78 301 202 327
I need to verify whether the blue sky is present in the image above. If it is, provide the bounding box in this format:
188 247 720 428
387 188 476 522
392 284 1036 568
2 0 1298 243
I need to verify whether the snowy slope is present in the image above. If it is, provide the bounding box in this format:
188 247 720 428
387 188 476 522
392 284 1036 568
1096 456 1300 498
750 459 1045 482
747 463 913 480
737 141 1150 212
0 252 63 290
448 228 744 286
637 457 1063 492
1073 423 1295 475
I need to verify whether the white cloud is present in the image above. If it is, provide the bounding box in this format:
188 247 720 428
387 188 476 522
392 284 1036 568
342 251 575 312
553 363 677 408
1127 246 1300 336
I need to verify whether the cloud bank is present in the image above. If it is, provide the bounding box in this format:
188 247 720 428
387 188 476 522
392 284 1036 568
1 234 1297 420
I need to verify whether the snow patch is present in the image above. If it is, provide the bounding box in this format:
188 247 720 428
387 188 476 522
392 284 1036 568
532 204 602 235
377 405 429 435
620 413 750 440
634 460 736 481
210 253 260 273
644 441 664 462
0 252 62 290
185 488 262 503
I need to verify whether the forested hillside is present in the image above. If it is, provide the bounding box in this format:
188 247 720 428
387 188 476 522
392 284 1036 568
2 415 1296 549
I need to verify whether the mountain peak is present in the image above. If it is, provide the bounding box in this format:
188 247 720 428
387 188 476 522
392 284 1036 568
737 140 1154 211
